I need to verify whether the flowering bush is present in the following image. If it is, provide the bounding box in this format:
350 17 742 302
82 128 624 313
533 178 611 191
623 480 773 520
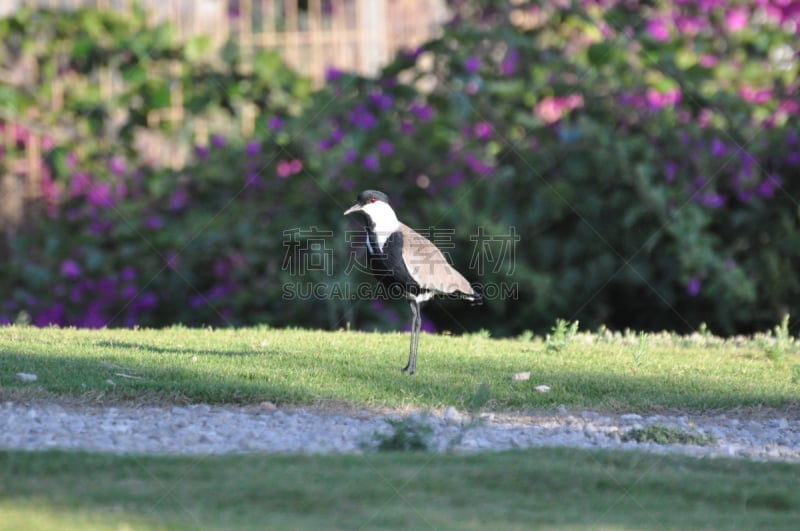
2 1 799 335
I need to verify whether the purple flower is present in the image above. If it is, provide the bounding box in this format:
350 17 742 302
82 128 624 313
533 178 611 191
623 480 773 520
211 134 226 148
195 145 209 159
80 302 107 329
146 216 163 229
464 153 493 176
699 192 726 209
169 187 189 210
411 103 434 122
88 182 113 208
474 121 493 140
121 285 137 300
362 154 379 171
646 17 670 42
664 161 677 183
133 292 158 311
350 105 376 130
69 173 92 197
757 174 782 198
710 138 727 157
35 303 65 327
377 140 394 156
344 149 358 164
115 181 127 200
61 260 81 280
267 116 284 131
464 56 480 74
501 48 519 76
369 93 394 110
400 119 416 135
121 266 137 282
446 171 465 186
109 156 126 175
687 277 701 296
90 220 113 235
325 66 343 82
245 141 261 156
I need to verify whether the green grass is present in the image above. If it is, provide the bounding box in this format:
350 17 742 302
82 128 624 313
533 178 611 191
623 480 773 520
2 448 800 530
1 325 798 411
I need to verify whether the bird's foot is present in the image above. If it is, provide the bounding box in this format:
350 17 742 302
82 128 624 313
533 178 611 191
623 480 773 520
401 364 415 376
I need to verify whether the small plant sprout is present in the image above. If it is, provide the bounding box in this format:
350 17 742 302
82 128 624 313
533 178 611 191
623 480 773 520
466 381 492 412
631 332 649 375
372 416 434 452
517 329 533 342
546 318 579 352
764 314 792 363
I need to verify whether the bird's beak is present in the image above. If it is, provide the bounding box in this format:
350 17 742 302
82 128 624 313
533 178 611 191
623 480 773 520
343 203 362 216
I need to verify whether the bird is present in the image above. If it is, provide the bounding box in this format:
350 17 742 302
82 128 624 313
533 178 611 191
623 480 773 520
343 189 481 375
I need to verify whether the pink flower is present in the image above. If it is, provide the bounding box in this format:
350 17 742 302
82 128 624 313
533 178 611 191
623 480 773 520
534 94 584 124
739 86 772 104
699 54 719 68
646 18 670 42
725 8 748 32
277 159 303 178
645 87 681 109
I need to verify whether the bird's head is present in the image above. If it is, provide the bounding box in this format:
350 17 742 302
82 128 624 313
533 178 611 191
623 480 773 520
343 190 399 231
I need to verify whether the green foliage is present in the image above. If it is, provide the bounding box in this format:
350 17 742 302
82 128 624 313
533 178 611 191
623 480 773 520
373 416 434 452
622 424 717 447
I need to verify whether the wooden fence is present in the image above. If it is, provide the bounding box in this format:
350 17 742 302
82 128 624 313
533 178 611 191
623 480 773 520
0 0 447 234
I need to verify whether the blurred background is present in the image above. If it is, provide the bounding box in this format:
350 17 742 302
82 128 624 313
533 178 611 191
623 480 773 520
1 0 798 337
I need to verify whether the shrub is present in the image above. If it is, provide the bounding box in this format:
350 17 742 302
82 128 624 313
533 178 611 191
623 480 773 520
2 1 800 336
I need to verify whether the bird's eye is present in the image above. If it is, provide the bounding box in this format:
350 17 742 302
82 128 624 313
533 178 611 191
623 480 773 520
370 197 377 203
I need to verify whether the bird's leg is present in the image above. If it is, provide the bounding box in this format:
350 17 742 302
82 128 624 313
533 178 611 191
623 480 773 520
403 300 420 375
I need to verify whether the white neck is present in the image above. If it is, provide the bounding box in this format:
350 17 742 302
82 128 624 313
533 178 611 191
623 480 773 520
363 201 400 233
362 201 400 252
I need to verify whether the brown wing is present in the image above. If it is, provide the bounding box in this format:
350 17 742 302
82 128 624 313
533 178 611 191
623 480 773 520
398 223 476 298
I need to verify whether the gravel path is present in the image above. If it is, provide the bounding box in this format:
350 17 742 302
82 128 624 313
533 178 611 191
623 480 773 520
2 401 799 461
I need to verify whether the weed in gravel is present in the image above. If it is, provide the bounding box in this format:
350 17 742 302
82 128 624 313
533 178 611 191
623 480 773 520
373 416 434 452
622 424 717 446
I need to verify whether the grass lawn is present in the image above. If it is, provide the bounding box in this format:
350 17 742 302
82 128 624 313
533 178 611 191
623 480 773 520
2 447 800 530
1 325 798 412
1 325 799 530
